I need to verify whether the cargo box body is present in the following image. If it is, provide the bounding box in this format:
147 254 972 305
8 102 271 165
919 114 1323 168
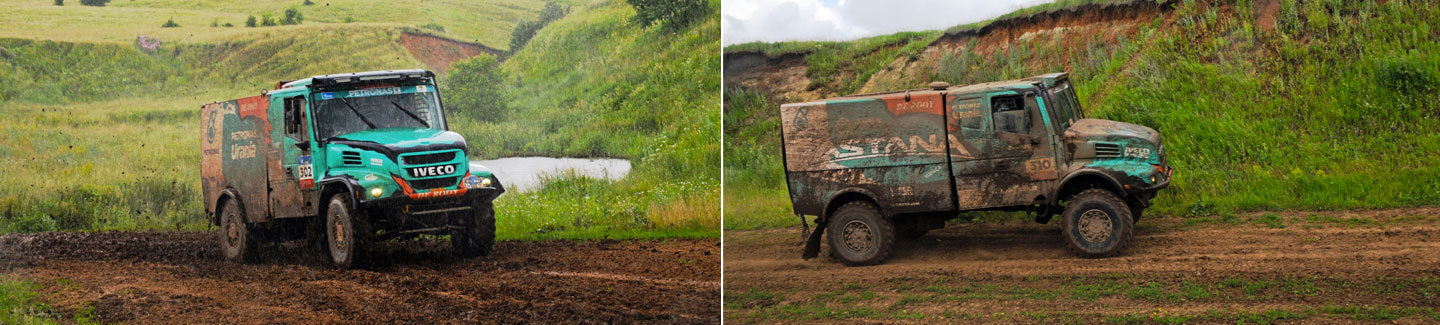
201 95 272 222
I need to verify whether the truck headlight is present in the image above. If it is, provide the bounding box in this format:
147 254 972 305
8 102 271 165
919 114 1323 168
462 175 491 189
369 187 383 198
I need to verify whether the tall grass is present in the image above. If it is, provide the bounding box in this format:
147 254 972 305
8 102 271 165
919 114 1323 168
723 0 1440 228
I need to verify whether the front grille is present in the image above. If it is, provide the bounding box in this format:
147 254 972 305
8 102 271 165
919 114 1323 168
403 151 458 165
1094 143 1121 158
409 176 459 190
341 151 362 166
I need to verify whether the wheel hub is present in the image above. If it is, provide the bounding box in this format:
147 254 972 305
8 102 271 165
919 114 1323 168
841 220 872 252
332 212 348 251
225 214 241 247
1078 209 1113 243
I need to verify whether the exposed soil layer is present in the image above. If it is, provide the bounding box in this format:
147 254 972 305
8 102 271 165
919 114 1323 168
725 208 1440 322
398 32 505 74
1 231 719 324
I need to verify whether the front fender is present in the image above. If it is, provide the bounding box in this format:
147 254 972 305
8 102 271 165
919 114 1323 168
467 161 505 195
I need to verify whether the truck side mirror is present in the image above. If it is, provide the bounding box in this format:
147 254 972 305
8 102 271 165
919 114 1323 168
294 140 310 150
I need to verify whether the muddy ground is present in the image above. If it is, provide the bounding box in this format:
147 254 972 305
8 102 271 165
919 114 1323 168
724 208 1440 323
0 231 719 323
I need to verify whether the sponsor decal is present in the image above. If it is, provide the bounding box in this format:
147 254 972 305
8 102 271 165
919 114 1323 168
298 156 314 189
370 158 383 166
416 85 428 92
1124 146 1152 159
410 188 465 200
320 92 335 100
408 164 456 178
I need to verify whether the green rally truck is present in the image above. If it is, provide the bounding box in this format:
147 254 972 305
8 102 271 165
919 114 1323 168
201 69 504 268
782 73 1172 266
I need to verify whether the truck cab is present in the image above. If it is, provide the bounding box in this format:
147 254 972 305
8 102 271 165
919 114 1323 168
781 72 1171 265
201 69 504 268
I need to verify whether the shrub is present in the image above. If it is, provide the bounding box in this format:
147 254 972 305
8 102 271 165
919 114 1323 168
282 8 303 25
1378 56 1439 95
625 0 708 29
420 23 445 32
303 0 314 5
509 1 570 54
223 22 234 27
162 18 179 28
246 16 257 27
210 20 218 27
79 0 107 6
261 14 277 26
442 54 510 119
53 0 62 6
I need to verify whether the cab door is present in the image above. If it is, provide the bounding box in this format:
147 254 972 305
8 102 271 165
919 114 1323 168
947 90 1058 209
268 94 316 218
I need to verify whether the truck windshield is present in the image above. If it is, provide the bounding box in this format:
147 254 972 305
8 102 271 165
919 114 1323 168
312 84 445 140
1047 81 1083 131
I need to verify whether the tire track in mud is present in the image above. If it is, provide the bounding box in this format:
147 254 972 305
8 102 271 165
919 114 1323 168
725 208 1440 322
0 231 719 324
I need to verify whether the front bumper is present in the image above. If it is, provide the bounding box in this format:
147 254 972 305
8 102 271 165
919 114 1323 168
358 187 502 235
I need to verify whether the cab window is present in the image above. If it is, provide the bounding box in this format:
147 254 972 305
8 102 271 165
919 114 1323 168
284 96 306 141
991 95 1029 134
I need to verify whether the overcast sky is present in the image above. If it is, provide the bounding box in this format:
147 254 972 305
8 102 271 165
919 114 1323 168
723 0 1056 46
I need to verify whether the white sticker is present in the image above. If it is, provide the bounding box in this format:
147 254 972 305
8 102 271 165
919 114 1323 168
371 158 383 166
416 85 429 92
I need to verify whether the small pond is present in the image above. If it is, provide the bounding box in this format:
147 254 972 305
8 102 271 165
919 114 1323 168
473 157 632 192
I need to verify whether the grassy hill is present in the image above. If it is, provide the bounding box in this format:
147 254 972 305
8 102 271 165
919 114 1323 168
723 0 1440 229
0 0 720 240
0 0 546 48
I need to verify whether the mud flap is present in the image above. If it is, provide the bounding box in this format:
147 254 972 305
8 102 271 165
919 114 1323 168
801 215 827 260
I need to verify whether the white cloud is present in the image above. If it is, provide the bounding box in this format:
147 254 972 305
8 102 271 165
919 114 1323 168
723 0 1055 46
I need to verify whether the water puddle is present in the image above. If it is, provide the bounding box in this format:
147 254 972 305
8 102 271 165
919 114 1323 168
473 157 631 192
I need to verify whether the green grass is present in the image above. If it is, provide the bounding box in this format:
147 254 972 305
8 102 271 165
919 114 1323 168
723 0 1440 228
0 278 55 325
0 0 548 50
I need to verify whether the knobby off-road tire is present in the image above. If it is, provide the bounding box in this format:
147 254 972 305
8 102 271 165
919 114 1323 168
826 201 895 266
452 202 496 258
1062 189 1134 257
218 197 259 263
325 195 370 269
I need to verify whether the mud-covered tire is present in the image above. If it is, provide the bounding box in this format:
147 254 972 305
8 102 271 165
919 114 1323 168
1062 189 1134 257
452 203 496 258
217 197 258 263
826 201 894 266
325 195 369 269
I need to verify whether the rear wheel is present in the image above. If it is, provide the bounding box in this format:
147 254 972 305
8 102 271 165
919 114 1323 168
452 202 496 258
217 197 258 263
1062 189 1134 257
826 201 894 266
325 195 369 268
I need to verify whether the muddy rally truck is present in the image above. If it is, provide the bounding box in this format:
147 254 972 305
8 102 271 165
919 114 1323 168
782 72 1172 266
202 69 504 268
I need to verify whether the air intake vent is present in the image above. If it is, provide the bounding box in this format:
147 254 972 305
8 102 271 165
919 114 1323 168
402 151 458 165
1094 143 1121 158
341 151 363 166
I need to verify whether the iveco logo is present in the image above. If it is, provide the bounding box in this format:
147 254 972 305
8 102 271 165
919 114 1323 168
408 165 456 177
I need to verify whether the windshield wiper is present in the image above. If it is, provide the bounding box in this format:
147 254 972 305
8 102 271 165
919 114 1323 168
390 101 430 128
337 97 378 129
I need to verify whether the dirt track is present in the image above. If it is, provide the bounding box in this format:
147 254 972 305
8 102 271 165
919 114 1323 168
0 232 719 323
724 208 1440 323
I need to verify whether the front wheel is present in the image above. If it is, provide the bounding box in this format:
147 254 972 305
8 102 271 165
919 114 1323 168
452 202 496 258
1062 189 1134 257
826 201 894 266
325 195 369 269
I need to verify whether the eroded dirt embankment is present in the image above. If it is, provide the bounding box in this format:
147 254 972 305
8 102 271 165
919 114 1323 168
398 32 506 74
725 208 1440 322
723 0 1178 99
0 232 719 324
